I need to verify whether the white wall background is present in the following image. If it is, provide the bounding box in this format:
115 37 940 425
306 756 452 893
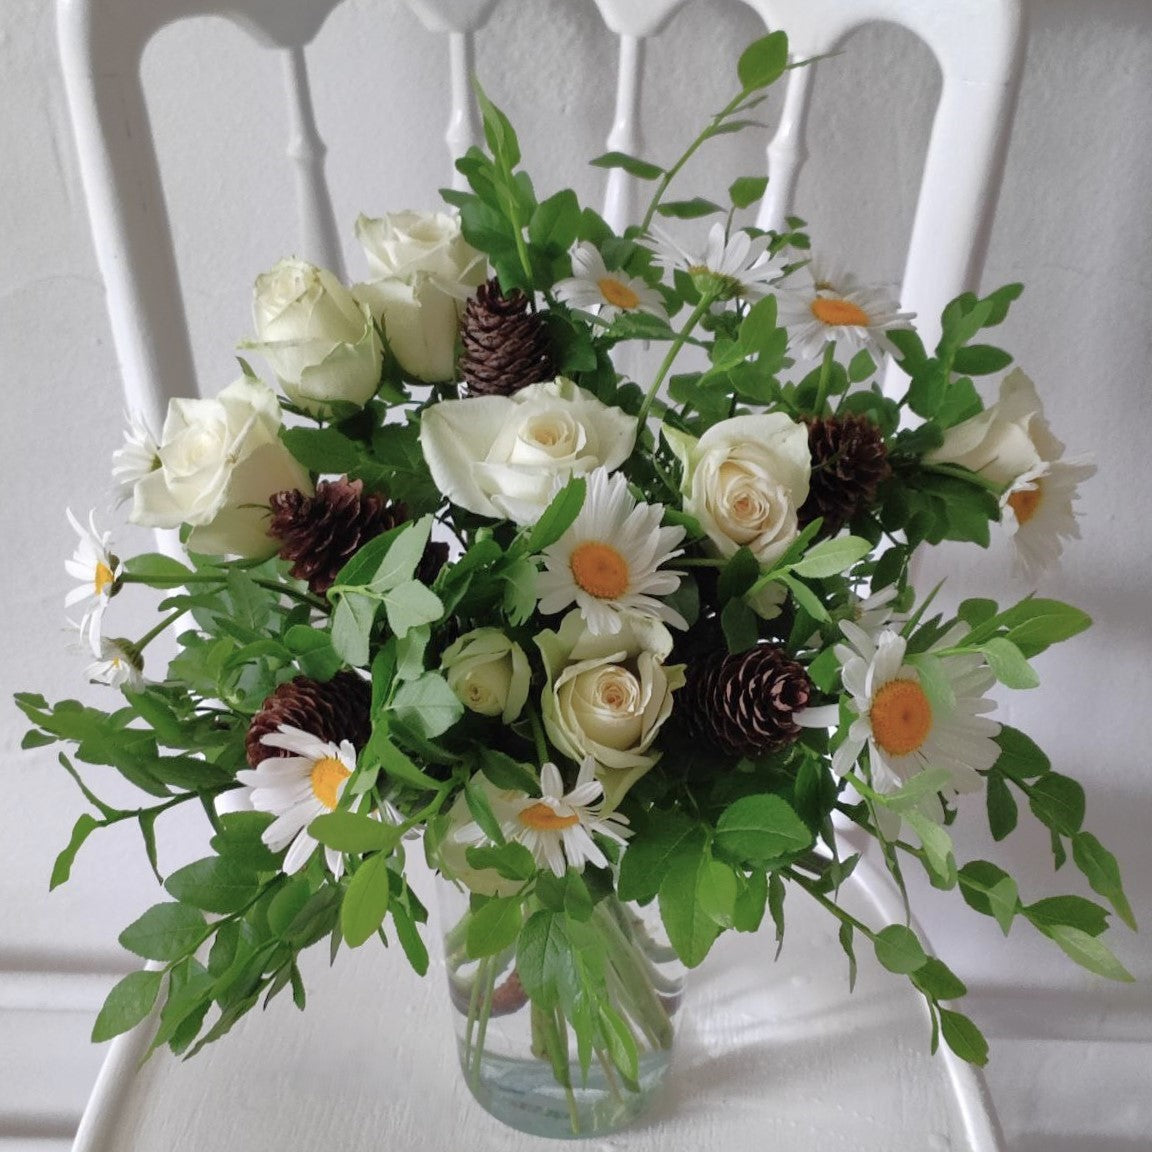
1 1 1149 1148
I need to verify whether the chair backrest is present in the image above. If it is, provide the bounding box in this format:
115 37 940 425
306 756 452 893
57 0 1024 432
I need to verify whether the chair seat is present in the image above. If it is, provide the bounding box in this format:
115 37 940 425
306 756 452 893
73 856 1000 1151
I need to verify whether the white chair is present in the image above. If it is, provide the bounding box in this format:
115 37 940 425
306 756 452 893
57 2 1023 1149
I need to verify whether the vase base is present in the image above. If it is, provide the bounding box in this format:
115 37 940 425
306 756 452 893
459 1047 672 1139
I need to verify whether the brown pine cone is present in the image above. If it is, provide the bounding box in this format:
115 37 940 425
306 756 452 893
458 278 554 397
682 644 813 759
268 477 410 595
799 413 891 535
245 672 372 768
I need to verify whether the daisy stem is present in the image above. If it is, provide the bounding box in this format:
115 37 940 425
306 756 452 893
922 462 1006 494
469 956 498 1086
119 572 327 611
812 340 837 416
135 609 187 652
674 557 726 568
527 705 549 767
636 297 713 427
785 866 876 941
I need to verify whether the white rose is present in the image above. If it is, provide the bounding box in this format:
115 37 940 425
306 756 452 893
420 379 638 524
536 612 685 810
925 369 1061 487
244 258 382 417
131 377 313 558
664 413 811 569
353 211 485 383
441 628 530 724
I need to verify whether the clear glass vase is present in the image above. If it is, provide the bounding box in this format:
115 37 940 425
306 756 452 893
437 878 685 1139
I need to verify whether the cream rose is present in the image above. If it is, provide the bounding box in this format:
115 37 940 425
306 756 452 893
130 377 312 558
664 413 810 569
925 369 1060 487
420 378 637 525
441 628 530 724
536 612 685 810
244 258 382 417
353 211 485 383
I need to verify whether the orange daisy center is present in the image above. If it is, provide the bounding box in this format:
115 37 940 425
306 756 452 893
519 803 580 831
94 561 115 596
1007 484 1042 525
811 296 871 328
870 678 933 758
310 756 351 810
598 277 640 310
570 541 630 600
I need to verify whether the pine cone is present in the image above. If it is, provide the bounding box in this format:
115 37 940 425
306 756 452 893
683 645 813 759
268 477 410 595
245 672 372 768
459 278 554 397
799 413 891 535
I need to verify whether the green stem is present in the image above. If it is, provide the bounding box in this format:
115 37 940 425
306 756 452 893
527 706 549 767
785 867 876 940
120 571 326 611
135 609 186 651
636 296 714 428
812 339 836 416
674 558 726 568
469 957 497 1086
593 903 674 1050
922 462 1005 494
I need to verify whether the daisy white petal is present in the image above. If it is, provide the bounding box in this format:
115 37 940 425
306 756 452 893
649 222 785 302
1000 455 1096 580
775 260 914 362
64 509 121 647
554 242 665 322
538 468 686 635
111 411 162 506
84 636 144 690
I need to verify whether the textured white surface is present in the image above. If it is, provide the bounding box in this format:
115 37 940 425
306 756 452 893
74 861 993 1152
2 0 1151 1146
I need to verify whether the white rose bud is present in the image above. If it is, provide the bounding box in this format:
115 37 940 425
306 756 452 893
536 612 685 811
131 377 312 558
420 379 638 525
664 413 811 570
441 628 530 724
353 211 485 383
244 258 383 417
925 369 1061 487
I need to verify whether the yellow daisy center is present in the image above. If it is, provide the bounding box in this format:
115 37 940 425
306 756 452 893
94 561 115 596
811 297 872 328
598 277 641 310
570 541 630 600
870 678 933 757
310 756 351 810
1007 484 1042 525
519 803 580 831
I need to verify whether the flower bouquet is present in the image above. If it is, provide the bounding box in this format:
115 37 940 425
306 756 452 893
19 31 1133 1140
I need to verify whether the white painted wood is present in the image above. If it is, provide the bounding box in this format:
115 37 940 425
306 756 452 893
446 32 482 190
71 856 1001 1152
602 34 646 234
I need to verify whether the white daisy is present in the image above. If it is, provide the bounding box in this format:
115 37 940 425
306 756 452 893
85 636 144 690
64 509 120 650
236 725 357 876
847 583 908 637
537 468 687 635
1000 455 1096 580
650 222 785 302
831 623 1000 823
111 411 161 506
553 242 665 322
508 759 632 878
775 261 914 361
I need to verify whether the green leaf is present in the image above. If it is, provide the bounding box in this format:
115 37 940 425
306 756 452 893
655 197 725 219
368 724 443 790
737 30 789 91
980 637 1040 689
465 842 537 883
952 344 1013 375
516 909 572 1009
790 536 872 579
729 175 769 208
92 969 164 1042
1025 895 1110 937
985 771 1019 841
838 921 858 991
529 188 580 254
164 858 260 914
958 860 1019 935
777 573 829 621
911 957 967 1001
1072 832 1136 930
525 476 586 554
119 903 206 962
767 871 786 957
466 896 524 958
500 555 538 625
733 869 768 933
382 580 443 639
984 597 1092 657
1028 773 1086 836
331 592 377 668
658 844 722 967
308 811 396 855
720 596 759 653
939 1009 989 1066
994 726 1051 781
478 748 539 794
905 811 957 889
51 813 100 890
464 773 506 845
873 924 928 974
283 626 344 681
618 815 703 902
589 151 664 180
210 812 281 872
341 854 392 947
715 794 813 863
697 856 739 929
390 672 463 739
473 80 521 169
1039 924 1134 981
122 553 195 583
